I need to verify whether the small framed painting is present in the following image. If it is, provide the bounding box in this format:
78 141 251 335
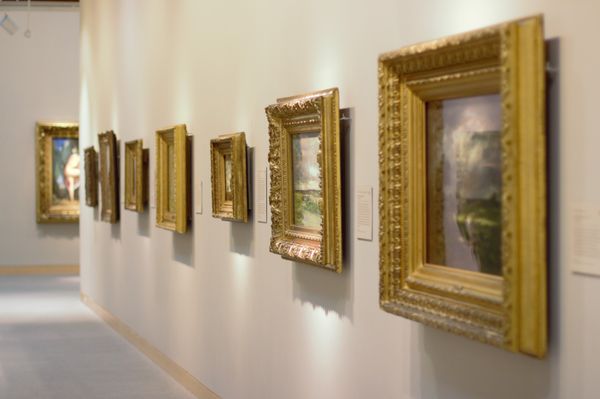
35 122 80 223
265 88 343 272
84 146 98 207
378 16 546 356
156 124 189 233
210 132 248 222
124 139 148 212
98 131 119 223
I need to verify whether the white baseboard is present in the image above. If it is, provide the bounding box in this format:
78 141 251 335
0 264 79 275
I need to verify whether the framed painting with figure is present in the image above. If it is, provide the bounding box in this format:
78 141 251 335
265 88 342 272
84 146 98 207
124 139 148 212
156 124 189 233
378 16 547 356
36 122 79 223
210 132 248 222
98 131 119 223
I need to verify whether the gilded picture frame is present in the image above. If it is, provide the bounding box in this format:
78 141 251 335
156 124 189 233
98 131 119 224
35 122 80 223
84 146 98 207
124 139 148 212
378 16 546 356
265 88 342 273
210 132 248 222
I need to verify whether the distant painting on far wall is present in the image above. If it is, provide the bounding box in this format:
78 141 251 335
292 131 322 229
52 138 80 204
36 122 79 223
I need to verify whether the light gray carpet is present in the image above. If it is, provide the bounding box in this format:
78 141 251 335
0 275 196 399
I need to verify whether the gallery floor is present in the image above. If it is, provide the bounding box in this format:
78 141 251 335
0 275 195 399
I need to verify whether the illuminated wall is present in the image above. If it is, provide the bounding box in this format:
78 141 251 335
0 8 79 266
80 1 599 398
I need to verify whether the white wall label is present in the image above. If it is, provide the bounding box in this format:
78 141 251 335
255 168 268 223
356 186 373 241
571 203 600 277
195 180 203 215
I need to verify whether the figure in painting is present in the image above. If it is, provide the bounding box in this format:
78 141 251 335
64 147 80 202
52 138 79 204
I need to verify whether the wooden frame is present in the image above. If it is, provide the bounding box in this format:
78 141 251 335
98 131 119 223
265 88 342 272
156 124 189 233
35 122 79 223
124 139 148 212
84 146 98 207
210 132 248 222
378 16 546 356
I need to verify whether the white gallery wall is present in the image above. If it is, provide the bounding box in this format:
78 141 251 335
79 1 599 398
0 7 80 266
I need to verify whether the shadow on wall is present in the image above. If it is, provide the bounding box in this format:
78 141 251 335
410 38 561 399
292 107 355 322
230 146 255 257
36 223 79 240
230 220 254 257
173 225 194 268
137 207 151 237
111 217 121 241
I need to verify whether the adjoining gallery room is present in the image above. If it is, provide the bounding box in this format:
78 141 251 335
1 0 599 398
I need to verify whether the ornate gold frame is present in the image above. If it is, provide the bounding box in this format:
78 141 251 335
35 122 79 223
156 124 189 233
124 139 148 212
98 131 119 224
210 132 248 222
265 88 343 272
84 146 98 207
378 16 546 356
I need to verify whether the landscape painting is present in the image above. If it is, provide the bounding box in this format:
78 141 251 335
52 137 80 205
426 94 502 276
292 131 322 229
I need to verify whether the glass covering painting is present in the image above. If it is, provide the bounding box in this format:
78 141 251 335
426 94 502 276
292 131 322 229
52 137 80 204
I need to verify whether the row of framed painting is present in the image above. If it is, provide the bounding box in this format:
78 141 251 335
85 126 250 233
35 16 548 358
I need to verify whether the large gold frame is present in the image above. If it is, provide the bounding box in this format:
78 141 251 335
265 88 343 273
84 146 98 207
156 124 189 233
124 139 148 212
378 16 546 356
98 131 119 224
35 122 79 223
210 132 248 222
